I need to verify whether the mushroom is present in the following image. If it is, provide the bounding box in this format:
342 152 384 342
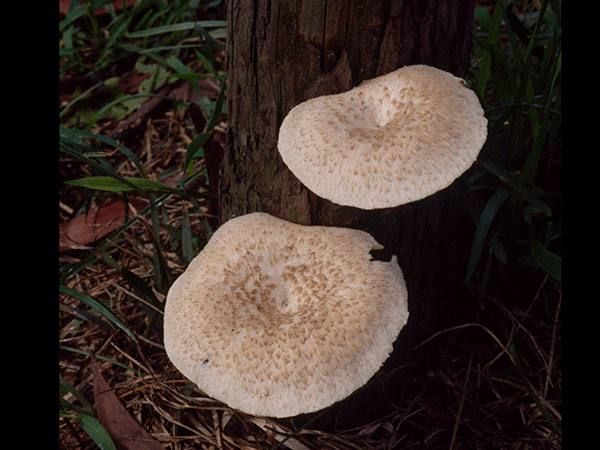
277 64 488 209
164 212 409 418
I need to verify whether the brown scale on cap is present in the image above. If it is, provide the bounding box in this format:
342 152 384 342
278 64 488 209
163 212 408 418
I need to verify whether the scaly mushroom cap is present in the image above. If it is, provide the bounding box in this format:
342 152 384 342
163 212 409 418
278 64 488 209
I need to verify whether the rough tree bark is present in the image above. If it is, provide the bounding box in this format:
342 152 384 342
220 0 476 428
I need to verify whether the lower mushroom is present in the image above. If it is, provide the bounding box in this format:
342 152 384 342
163 212 409 418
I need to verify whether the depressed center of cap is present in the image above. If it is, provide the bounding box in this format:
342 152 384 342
163 213 409 418
277 64 488 210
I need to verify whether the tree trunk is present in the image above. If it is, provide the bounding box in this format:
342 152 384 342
221 0 476 428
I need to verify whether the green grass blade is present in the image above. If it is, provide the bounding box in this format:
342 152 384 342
480 161 552 216
83 93 178 130
531 240 561 282
491 49 517 103
509 343 562 435
474 6 490 32
65 175 184 194
163 54 207 94
165 54 193 74
120 266 164 334
520 50 561 183
60 285 138 342
466 187 510 282
60 127 147 177
132 42 206 54
99 15 133 63
524 77 541 139
117 43 172 68
164 72 218 82
500 0 527 74
60 171 210 285
194 48 218 76
60 142 144 193
59 1 91 33
181 208 195 264
548 0 561 27
120 268 162 309
143 195 171 309
205 79 227 132
60 345 145 376
476 0 505 99
193 21 217 66
77 414 118 450
60 376 94 414
59 81 104 120
129 0 163 32
126 20 227 38
459 182 508 266
184 133 210 176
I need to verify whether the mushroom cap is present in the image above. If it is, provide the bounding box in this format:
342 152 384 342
277 64 488 209
164 212 409 418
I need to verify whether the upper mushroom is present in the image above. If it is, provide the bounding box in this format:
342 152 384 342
277 64 488 209
163 212 408 418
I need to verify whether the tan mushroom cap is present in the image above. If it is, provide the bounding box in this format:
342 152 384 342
278 64 488 209
163 212 409 418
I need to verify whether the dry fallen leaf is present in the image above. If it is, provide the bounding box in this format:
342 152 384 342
91 358 163 450
60 0 138 16
60 197 147 252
